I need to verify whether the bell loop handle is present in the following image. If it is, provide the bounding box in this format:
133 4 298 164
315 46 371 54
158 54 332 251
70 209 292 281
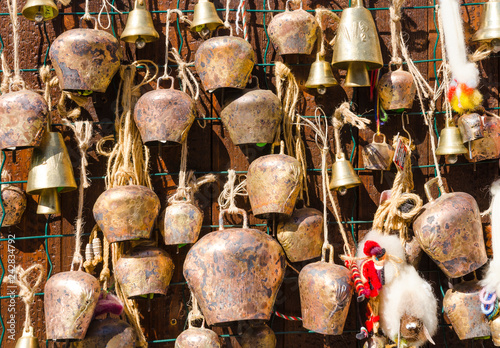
219 208 249 230
372 132 386 144
157 76 175 90
424 176 446 202
79 15 98 29
285 0 303 11
321 243 334 263
135 0 146 9
22 325 35 338
336 151 346 161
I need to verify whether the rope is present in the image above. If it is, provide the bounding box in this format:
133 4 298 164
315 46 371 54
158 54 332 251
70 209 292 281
217 169 247 214
82 0 92 21
98 0 122 30
389 0 405 66
5 0 25 91
224 0 234 35
83 226 103 274
15 264 44 334
314 9 340 57
187 291 205 328
332 102 371 158
100 236 111 290
470 42 492 62
235 0 248 41
169 49 200 101
274 311 302 321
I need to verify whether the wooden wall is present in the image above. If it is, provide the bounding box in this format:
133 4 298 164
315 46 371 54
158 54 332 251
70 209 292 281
0 0 498 346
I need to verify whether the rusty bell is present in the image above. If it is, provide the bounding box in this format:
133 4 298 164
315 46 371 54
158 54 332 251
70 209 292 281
71 317 136 348
241 323 277 348
377 67 416 111
175 327 221 348
0 183 27 227
467 115 500 162
160 202 204 245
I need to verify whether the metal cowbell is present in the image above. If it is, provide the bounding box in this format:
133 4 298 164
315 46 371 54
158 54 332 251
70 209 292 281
26 131 77 215
195 36 255 92
50 28 121 93
305 53 338 94
120 0 159 49
458 112 484 143
1 181 27 227
241 324 277 348
15 327 39 348
22 0 58 22
329 153 362 194
362 133 394 170
473 0 500 52
71 317 136 348
436 119 468 163
160 202 204 245
377 67 416 111
332 0 383 87
0 90 48 150
467 115 500 162
175 327 221 348
190 0 223 36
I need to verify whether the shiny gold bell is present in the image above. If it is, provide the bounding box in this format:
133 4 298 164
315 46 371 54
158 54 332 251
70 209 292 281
332 0 383 87
15 327 39 348
26 131 77 215
305 53 338 95
329 153 361 194
473 0 500 52
22 0 58 23
435 119 468 163
120 0 159 49
190 0 223 36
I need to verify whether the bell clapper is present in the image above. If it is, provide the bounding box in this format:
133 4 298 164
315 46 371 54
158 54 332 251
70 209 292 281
136 36 147 49
339 187 348 196
201 26 211 38
35 6 44 23
317 85 327 95
446 154 458 164
492 38 500 53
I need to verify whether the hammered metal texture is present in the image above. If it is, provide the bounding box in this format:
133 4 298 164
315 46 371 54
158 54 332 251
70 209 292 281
247 154 302 218
49 28 121 92
175 327 221 348
221 88 282 145
160 202 203 245
44 271 100 340
277 207 323 262
134 89 196 145
183 227 286 325
413 192 487 278
71 317 136 348
377 69 416 111
0 90 48 150
114 245 174 298
0 186 27 227
267 8 319 55
93 185 160 243
443 281 491 340
241 324 277 348
194 36 255 92
467 116 500 162
299 261 353 335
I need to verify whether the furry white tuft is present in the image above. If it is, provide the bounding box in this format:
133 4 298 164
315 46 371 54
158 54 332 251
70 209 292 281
480 179 500 293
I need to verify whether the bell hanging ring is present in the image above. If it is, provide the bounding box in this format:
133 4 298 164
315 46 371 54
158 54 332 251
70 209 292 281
362 133 394 171
22 0 58 23
305 53 338 95
190 0 223 37
120 0 159 49
473 0 500 52
329 152 362 194
71 317 136 348
15 326 39 348
458 113 484 143
377 67 416 111
435 119 468 164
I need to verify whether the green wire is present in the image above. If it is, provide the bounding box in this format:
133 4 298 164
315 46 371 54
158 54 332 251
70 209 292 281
0 150 6 345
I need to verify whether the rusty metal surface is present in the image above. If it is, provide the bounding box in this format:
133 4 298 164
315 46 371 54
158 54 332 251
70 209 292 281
0 90 47 150
298 261 353 335
49 28 121 92
267 8 318 55
467 115 500 162
458 112 484 143
160 202 204 245
175 327 221 348
93 185 160 243
134 88 196 145
44 271 100 340
194 36 255 92
361 134 394 171
241 324 277 348
377 68 416 111
115 245 175 298
0 185 26 227
71 317 136 348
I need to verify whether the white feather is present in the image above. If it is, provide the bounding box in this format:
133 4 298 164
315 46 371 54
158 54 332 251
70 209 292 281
481 179 500 293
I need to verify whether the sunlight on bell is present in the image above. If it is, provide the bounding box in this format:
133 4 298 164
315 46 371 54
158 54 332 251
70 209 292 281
317 86 327 95
136 36 146 49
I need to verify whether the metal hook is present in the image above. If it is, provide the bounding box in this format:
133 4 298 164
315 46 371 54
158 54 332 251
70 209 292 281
401 112 412 146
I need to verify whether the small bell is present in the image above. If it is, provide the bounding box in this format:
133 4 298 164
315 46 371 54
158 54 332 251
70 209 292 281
305 53 338 94
362 133 394 171
473 0 500 52
190 0 223 37
329 153 361 194
160 202 204 245
15 327 39 348
22 0 58 23
377 67 416 111
26 131 77 215
435 119 468 164
120 0 159 49
458 113 484 143
241 324 276 348
0 180 27 227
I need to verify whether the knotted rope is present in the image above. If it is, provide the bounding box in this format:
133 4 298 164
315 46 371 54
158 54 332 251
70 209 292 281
4 0 26 91
218 169 247 214
187 291 205 328
314 9 340 57
15 264 44 335
332 102 371 159
389 0 405 66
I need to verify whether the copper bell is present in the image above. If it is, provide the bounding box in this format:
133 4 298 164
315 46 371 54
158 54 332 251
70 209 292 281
220 85 282 145
443 281 491 339
194 36 255 92
332 0 383 87
120 0 159 49
329 153 362 194
377 67 416 111
241 323 276 348
160 202 203 245
277 207 323 262
71 317 136 348
50 27 121 93
305 53 338 94
183 209 286 325
134 84 196 145
190 0 223 36
22 0 58 23
491 316 500 346
175 327 221 348
473 0 500 52
467 115 500 162
247 154 302 218
362 133 394 170
45 271 100 340
0 90 48 150
26 131 77 214
436 119 468 163
93 185 160 243
15 327 39 348
413 178 487 278
299 253 353 334
1 179 27 227
268 1 318 55
458 113 484 143
115 244 174 298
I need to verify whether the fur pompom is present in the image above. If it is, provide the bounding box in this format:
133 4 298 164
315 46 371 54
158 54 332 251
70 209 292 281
448 81 483 114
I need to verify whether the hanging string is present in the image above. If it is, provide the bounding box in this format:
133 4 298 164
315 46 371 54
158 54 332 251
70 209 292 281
1 50 12 94
15 264 44 336
224 0 234 35
218 169 247 214
332 102 371 159
470 42 492 62
314 9 340 57
187 291 205 328
235 0 248 41
98 0 122 30
388 0 405 66
82 0 92 21
169 49 200 101
5 0 25 90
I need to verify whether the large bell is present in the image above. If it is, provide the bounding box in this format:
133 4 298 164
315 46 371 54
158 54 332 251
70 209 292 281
305 53 338 94
15 327 39 348
190 0 223 36
436 119 468 163
329 153 361 194
26 131 77 215
22 0 58 23
473 0 500 52
332 0 383 87
120 0 159 49
70 317 136 348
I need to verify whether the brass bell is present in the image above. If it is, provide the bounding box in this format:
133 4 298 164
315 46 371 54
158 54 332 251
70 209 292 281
22 0 58 23
329 153 361 194
305 53 338 94
332 0 383 87
26 131 77 215
435 119 468 163
473 0 500 52
15 327 39 348
190 0 223 36
120 0 159 49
